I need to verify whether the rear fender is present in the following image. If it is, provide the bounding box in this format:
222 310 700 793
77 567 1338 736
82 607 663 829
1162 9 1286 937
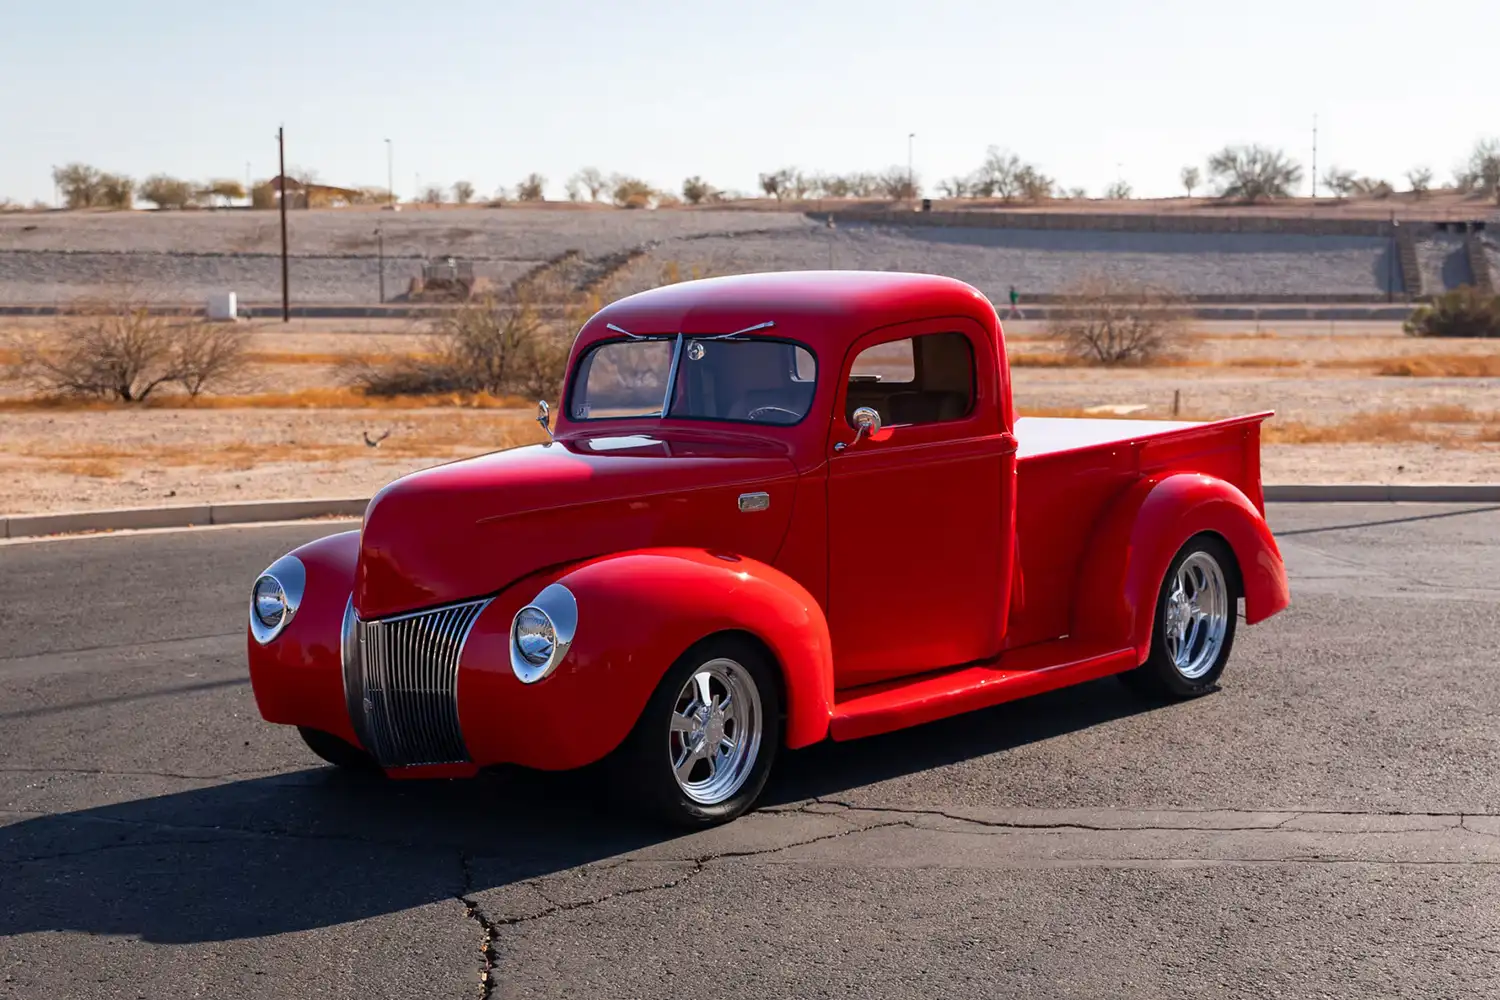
1072 474 1289 661
458 548 834 771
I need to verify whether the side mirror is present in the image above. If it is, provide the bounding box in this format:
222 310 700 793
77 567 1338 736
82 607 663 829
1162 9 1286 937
537 400 554 443
835 406 883 451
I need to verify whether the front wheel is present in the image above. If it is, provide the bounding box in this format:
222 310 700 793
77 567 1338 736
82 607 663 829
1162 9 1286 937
609 636 781 828
1122 534 1240 699
298 726 380 772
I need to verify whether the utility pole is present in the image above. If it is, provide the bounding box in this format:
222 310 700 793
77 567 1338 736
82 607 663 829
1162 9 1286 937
278 126 290 323
907 133 915 205
1311 114 1319 199
385 138 394 207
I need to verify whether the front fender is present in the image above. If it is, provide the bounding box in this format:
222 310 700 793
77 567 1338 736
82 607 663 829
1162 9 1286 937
246 530 361 744
458 548 834 771
1072 473 1290 661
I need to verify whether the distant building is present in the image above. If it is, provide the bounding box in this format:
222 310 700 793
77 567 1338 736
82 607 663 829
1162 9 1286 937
263 176 365 209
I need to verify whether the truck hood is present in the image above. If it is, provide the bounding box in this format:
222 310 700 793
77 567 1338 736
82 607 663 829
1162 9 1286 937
354 430 800 619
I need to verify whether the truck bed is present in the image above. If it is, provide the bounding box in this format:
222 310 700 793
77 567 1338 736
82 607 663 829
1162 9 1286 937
1016 416 1209 459
1007 411 1272 649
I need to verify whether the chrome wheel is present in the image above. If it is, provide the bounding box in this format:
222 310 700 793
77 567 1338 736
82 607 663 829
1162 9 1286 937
1163 551 1231 680
668 657 763 806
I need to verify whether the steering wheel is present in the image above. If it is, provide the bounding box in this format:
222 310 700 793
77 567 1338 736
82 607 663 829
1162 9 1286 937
746 405 800 423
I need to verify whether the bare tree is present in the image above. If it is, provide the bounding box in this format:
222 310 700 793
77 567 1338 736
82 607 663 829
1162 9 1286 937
1406 167 1434 199
1350 176 1394 199
1454 138 1500 203
564 176 582 202
976 147 1023 200
1049 277 1185 366
1207 145 1303 202
1065 186 1088 200
759 167 796 201
573 167 606 202
452 180 475 204
420 185 446 205
1104 179 1133 200
1180 166 1201 197
1322 167 1356 199
875 166 917 201
937 176 972 198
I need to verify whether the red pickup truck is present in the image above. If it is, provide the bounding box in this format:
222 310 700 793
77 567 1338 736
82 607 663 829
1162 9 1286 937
246 271 1289 826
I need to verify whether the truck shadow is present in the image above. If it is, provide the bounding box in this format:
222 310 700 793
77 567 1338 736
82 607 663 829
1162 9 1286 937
0 676 1157 945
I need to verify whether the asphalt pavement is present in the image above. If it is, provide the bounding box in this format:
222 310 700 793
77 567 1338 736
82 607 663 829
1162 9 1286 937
2 504 1499 999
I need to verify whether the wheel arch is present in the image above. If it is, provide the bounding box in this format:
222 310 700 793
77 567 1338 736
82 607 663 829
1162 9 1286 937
1071 473 1289 661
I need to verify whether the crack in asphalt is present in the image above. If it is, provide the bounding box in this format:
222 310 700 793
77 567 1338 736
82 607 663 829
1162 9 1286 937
790 797 1309 833
456 854 499 1000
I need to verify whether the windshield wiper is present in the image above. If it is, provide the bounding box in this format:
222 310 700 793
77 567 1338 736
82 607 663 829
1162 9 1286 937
690 320 776 342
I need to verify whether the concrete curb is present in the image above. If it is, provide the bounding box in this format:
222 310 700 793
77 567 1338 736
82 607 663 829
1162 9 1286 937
1262 484 1500 503
1 498 368 540
4 487 1499 541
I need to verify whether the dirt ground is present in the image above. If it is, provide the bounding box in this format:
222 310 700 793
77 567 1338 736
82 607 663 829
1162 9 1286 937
2 319 1497 514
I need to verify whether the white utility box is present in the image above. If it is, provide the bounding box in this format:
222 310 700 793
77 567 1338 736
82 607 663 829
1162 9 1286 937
206 292 239 321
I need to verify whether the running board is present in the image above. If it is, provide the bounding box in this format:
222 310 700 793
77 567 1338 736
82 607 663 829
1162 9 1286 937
829 640 1139 741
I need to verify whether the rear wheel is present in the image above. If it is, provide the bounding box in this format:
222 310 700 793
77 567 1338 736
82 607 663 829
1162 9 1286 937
610 636 780 828
1122 534 1240 699
298 726 379 772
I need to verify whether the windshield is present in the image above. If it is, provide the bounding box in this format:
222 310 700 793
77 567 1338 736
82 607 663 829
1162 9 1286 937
569 336 817 425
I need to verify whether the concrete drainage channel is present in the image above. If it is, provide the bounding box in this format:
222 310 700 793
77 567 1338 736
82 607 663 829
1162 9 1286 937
3 487 1500 541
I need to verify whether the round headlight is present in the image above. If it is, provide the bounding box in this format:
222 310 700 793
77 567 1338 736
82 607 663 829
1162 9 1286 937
513 606 555 666
253 575 287 628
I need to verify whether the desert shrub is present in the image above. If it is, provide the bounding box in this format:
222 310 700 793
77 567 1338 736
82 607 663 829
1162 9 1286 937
1208 145 1302 202
3 304 248 401
1322 167 1356 199
1454 138 1500 202
346 289 572 400
452 180 475 204
250 181 277 209
52 164 102 208
610 175 653 209
140 175 197 210
1350 176 1394 199
759 168 795 201
97 173 135 209
875 166 917 201
1404 288 1500 338
1104 179 1132 200
1048 278 1186 365
420 185 446 205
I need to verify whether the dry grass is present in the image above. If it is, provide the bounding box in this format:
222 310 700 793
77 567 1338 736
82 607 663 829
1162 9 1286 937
1369 354 1500 377
1264 405 1492 444
0 387 532 412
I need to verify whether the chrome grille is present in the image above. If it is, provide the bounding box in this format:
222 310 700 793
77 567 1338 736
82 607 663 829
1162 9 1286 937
342 597 488 767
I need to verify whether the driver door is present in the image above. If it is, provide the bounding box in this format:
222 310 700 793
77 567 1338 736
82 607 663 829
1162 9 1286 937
825 318 1015 690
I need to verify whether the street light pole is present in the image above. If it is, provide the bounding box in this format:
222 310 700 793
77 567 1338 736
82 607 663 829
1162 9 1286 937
907 133 915 204
278 126 290 323
385 138 394 207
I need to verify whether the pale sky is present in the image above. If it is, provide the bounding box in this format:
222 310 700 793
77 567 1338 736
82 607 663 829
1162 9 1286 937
3 0 1496 204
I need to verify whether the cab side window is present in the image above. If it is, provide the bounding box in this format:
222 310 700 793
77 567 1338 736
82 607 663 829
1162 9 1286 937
846 332 974 427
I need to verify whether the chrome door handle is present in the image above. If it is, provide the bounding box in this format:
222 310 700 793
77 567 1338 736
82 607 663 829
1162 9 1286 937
738 492 770 513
